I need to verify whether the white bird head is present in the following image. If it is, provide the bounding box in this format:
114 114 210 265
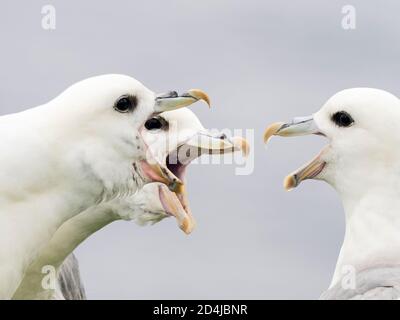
115 107 249 234
25 74 210 202
263 88 400 195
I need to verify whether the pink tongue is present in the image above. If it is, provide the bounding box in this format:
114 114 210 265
140 161 169 184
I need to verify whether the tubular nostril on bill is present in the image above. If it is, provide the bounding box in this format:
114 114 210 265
156 91 178 99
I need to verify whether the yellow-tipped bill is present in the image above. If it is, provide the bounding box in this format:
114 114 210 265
154 89 210 113
263 122 285 143
185 133 250 157
263 116 319 144
158 184 195 235
264 115 327 191
283 149 326 191
142 129 249 234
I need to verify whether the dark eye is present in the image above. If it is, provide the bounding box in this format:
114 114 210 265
145 117 164 130
114 96 135 113
331 111 354 127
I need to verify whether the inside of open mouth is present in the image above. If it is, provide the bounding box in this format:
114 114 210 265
163 143 214 214
166 155 187 182
165 145 203 182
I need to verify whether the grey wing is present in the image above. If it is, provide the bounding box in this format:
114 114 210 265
57 253 87 300
351 286 400 300
320 266 400 300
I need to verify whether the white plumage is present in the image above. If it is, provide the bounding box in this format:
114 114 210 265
0 74 209 299
265 88 400 299
11 104 249 299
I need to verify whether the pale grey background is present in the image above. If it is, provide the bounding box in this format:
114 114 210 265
1 0 399 299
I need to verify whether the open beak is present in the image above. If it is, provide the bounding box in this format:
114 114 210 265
140 88 211 194
184 132 250 158
143 131 249 234
140 160 183 191
154 89 211 113
158 184 195 234
264 115 327 191
283 148 326 191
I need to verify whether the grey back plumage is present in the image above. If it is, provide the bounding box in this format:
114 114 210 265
57 254 87 300
320 266 400 300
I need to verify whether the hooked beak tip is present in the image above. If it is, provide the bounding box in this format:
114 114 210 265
154 89 211 113
263 122 285 144
283 174 297 191
232 137 250 157
187 89 211 108
180 219 195 235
